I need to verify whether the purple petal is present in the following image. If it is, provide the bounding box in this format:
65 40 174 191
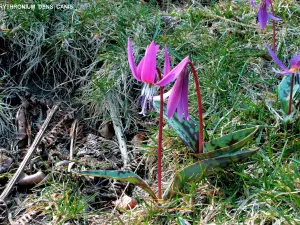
167 75 183 119
249 0 258 8
258 8 269 29
128 38 141 81
164 45 170 76
137 57 145 78
141 41 157 84
268 13 281 21
265 0 271 8
177 97 184 122
290 54 300 69
156 73 176 87
181 69 189 121
157 56 190 86
266 45 289 71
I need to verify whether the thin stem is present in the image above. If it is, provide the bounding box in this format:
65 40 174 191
288 73 295 115
187 62 204 154
156 68 163 199
269 0 277 52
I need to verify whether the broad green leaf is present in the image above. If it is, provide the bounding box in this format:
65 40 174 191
73 170 157 200
153 100 199 151
278 74 300 114
163 149 258 199
192 126 259 160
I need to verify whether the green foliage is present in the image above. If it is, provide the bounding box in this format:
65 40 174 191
153 100 199 151
164 149 258 199
278 74 300 114
195 126 259 160
73 170 157 200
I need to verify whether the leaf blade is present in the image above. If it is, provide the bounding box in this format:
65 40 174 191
192 126 259 160
278 74 300 114
73 170 157 200
163 149 259 199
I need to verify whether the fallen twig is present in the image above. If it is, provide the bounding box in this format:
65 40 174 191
68 119 78 172
0 104 59 200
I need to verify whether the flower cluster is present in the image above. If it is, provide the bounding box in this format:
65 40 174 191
128 38 191 121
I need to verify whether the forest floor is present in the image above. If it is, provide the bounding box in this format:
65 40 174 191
0 0 299 224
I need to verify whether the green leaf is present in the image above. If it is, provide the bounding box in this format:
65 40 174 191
163 149 258 199
192 126 259 160
152 100 199 151
278 74 300 114
73 170 157 200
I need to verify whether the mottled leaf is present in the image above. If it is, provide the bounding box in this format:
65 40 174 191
278 74 300 114
73 170 157 200
192 126 259 160
153 100 199 151
163 149 258 199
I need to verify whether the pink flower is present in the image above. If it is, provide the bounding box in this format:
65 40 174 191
250 0 281 30
266 45 300 74
128 38 160 115
156 54 191 121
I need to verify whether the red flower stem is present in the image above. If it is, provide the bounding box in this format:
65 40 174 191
269 0 277 53
288 73 295 115
188 62 204 154
156 68 163 199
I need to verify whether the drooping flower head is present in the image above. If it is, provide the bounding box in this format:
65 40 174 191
128 38 160 115
266 45 300 74
156 54 191 121
250 0 281 30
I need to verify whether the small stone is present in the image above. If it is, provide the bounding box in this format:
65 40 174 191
112 194 137 210
131 133 147 147
99 121 115 139
0 153 13 173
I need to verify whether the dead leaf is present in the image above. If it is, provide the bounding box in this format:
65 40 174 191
0 152 13 173
112 194 137 210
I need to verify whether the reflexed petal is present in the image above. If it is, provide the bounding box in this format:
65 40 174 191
272 68 292 75
128 38 141 81
156 73 176 87
249 0 258 8
167 75 183 119
290 55 300 69
258 8 269 29
141 41 157 84
153 88 172 101
157 56 190 86
265 0 271 8
164 45 170 76
266 45 289 71
268 13 281 21
181 70 189 121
